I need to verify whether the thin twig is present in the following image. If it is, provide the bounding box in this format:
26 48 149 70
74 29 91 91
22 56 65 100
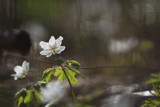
6 52 159 70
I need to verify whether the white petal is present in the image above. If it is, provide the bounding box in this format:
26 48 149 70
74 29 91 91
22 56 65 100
55 36 63 47
46 53 52 58
14 66 23 74
40 50 51 55
22 61 27 68
11 74 15 77
55 46 65 54
11 74 16 77
39 41 50 50
40 50 53 57
22 61 29 72
14 77 18 80
11 74 18 80
49 36 56 47
26 62 29 72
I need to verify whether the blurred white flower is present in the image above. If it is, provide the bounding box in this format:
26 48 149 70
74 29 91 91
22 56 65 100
132 90 154 96
11 61 29 80
109 38 138 54
40 81 66 107
39 36 65 57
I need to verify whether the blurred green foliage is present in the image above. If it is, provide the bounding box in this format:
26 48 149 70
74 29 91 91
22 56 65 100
0 84 8 107
16 0 64 22
145 73 160 84
55 101 95 107
139 41 154 51
109 52 146 66
142 73 160 107
71 101 96 107
15 82 44 107
109 40 154 67
53 101 95 107
42 68 55 83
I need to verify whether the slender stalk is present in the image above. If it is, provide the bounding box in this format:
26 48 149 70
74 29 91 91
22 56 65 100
31 91 38 107
62 66 76 103
31 89 39 107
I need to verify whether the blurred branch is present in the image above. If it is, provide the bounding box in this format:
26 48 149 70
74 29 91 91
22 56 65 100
6 52 160 70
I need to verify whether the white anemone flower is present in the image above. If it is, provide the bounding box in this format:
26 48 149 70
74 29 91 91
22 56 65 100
11 61 29 80
39 36 65 57
40 81 66 107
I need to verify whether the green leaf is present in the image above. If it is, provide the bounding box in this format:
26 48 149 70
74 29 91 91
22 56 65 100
145 73 160 84
54 68 66 82
66 69 78 84
24 91 32 104
42 68 55 83
68 60 80 69
142 98 160 107
54 68 63 76
34 90 42 100
145 79 160 84
18 96 23 107
67 65 85 79
15 88 26 101
143 73 160 107
150 73 160 78
54 67 78 84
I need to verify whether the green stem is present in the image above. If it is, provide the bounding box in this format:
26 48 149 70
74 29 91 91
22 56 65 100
62 66 76 104
31 91 38 107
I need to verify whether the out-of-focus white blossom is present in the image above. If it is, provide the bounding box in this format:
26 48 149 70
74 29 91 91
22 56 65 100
132 90 154 96
39 36 65 57
11 61 29 80
109 38 138 54
40 81 67 107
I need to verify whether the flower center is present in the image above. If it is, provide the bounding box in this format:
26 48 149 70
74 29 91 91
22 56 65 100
21 71 27 76
51 47 57 53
